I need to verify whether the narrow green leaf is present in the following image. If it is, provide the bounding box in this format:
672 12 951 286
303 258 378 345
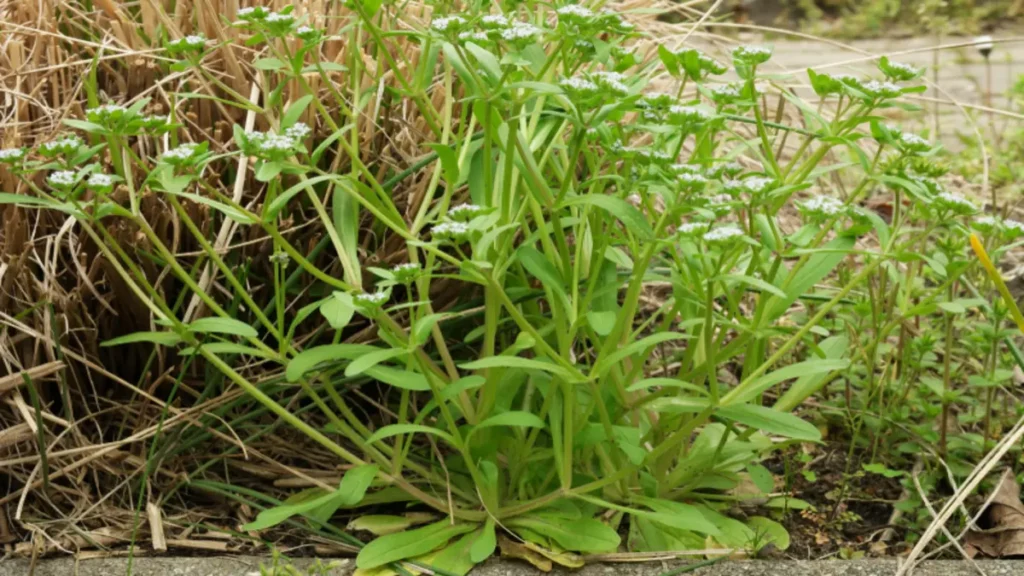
189 317 258 338
366 424 455 445
101 331 181 347
719 273 787 298
243 464 378 531
507 516 620 553
773 336 849 411
561 195 653 240
286 344 378 381
728 358 850 405
717 404 821 441
282 95 314 128
345 347 408 377
625 377 705 395
471 411 545 436
356 521 476 569
593 332 690 377
428 143 460 187
460 356 569 378
253 57 286 70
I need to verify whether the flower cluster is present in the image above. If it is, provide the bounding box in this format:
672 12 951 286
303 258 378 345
449 203 487 221
674 48 728 81
0 148 27 164
241 129 304 161
932 191 976 216
732 45 773 66
879 57 923 81
432 221 471 241
167 34 206 55
703 224 745 244
391 262 422 284
235 7 299 37
161 143 202 167
354 290 389 309
38 135 84 158
47 170 79 189
87 173 116 192
799 196 847 220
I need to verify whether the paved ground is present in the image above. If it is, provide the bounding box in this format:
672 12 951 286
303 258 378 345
3 557 1024 576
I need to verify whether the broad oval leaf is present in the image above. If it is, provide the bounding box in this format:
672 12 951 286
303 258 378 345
507 516 620 553
243 464 378 531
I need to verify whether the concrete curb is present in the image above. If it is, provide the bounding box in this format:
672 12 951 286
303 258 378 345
1 557 1023 576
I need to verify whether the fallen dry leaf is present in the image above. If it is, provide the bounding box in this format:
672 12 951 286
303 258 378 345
499 535 553 572
965 469 1024 558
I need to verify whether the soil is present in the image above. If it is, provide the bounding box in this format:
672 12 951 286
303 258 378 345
763 444 907 560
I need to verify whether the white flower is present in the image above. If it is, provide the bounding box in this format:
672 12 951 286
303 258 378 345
861 80 902 98
48 170 78 187
678 173 707 188
741 177 773 193
87 173 114 188
935 191 975 210
481 14 509 27
432 221 470 238
393 262 421 272
162 143 199 161
900 132 930 148
671 163 702 175
296 25 313 35
285 122 312 139
142 114 168 126
449 203 486 219
171 35 206 48
592 70 629 95
721 180 746 195
801 196 845 216
557 5 594 18
888 61 920 76
354 290 389 306
732 45 772 62
259 134 297 153
677 222 707 235
500 21 541 41
459 31 489 42
431 16 466 32
238 7 256 17
704 224 744 243
668 105 711 122
0 148 26 161
1005 219 1024 234
265 12 294 24
560 76 599 94
711 85 741 100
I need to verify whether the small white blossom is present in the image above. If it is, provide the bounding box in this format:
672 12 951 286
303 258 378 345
433 221 470 238
162 143 199 161
259 134 297 153
285 122 312 139
449 203 485 219
393 262 421 272
861 80 902 98
933 191 976 214
171 35 206 48
557 5 594 18
0 148 26 161
1005 219 1024 234
265 12 294 24
39 135 83 154
431 16 466 32
677 222 707 235
741 177 773 194
87 173 114 188
48 170 78 188
501 21 541 41
354 290 389 307
238 7 256 17
459 31 489 42
900 132 930 148
704 224 744 243
711 85 741 100
888 61 920 76
481 14 509 27
671 163 702 175
560 76 600 94
801 196 845 216
733 45 773 62
592 70 629 95
668 105 711 122
678 173 707 189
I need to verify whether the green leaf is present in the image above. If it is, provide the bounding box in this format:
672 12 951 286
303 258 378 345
366 424 455 445
320 292 355 330
471 411 545 437
764 496 812 510
593 332 690 377
286 343 378 381
768 236 854 320
365 365 431 391
282 95 314 128
256 161 283 182
625 377 705 395
179 342 275 359
188 317 258 339
243 464 378 531
586 310 616 336
424 530 479 576
440 375 487 401
938 301 965 314
356 521 476 569
345 347 408 377
746 463 775 494
517 245 568 309
719 273 787 298
412 313 446 347
253 57 286 71
101 331 181 347
471 519 497 563
464 42 501 80
727 358 850 405
0 193 58 208
747 516 790 551
460 356 571 379
773 336 849 411
428 143 460 187
717 404 821 441
561 195 653 240
507 516 620 553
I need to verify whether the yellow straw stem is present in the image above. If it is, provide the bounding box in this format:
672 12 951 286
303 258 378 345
969 233 1024 334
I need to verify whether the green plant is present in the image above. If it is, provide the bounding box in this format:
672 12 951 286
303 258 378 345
3 0 1021 570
